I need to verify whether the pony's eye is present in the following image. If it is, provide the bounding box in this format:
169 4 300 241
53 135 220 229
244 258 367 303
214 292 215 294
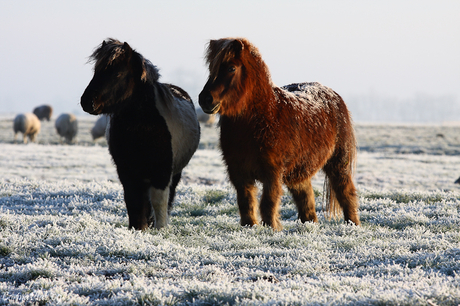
228 66 236 73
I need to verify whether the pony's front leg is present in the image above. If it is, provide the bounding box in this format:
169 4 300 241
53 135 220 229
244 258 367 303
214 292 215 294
122 180 153 230
260 177 283 231
149 185 170 229
234 181 259 227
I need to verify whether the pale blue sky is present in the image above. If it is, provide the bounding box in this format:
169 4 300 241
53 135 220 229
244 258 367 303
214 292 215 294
1 0 459 121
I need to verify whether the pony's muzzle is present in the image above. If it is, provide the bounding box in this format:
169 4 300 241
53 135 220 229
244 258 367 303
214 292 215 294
198 91 220 114
80 91 100 115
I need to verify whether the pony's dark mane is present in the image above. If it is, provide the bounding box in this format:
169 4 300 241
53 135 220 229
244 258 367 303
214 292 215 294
90 38 160 84
80 39 201 230
204 38 275 117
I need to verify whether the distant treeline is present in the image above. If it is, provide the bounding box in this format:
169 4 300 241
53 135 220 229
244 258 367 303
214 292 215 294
346 93 459 123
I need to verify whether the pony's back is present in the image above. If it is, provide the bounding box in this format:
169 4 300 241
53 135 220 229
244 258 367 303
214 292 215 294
281 82 357 219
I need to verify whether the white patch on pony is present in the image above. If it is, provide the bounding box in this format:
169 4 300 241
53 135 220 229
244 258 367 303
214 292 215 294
105 115 111 142
153 84 200 175
149 186 170 229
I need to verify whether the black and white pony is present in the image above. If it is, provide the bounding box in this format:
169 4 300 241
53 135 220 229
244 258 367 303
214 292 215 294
80 39 200 230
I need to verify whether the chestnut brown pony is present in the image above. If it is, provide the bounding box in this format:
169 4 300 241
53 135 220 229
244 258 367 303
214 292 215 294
199 38 360 230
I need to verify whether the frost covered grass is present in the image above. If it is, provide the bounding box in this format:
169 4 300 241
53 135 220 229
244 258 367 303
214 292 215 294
1 118 460 305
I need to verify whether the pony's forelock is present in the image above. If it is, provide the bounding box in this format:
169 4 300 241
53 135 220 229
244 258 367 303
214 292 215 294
205 38 272 85
89 38 124 69
89 38 160 83
205 38 251 80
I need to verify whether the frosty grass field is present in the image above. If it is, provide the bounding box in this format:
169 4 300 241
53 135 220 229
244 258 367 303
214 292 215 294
1 116 460 305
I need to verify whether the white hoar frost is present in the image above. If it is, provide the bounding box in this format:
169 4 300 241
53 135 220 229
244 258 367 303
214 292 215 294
278 82 337 115
274 82 340 131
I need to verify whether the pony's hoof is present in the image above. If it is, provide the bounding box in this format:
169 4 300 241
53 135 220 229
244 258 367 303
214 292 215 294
261 220 283 231
345 218 361 226
272 223 283 232
240 218 258 227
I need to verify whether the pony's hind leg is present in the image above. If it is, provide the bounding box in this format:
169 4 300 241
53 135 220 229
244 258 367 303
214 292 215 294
122 180 153 230
234 180 259 227
324 162 360 225
168 172 182 213
149 185 170 229
287 180 318 223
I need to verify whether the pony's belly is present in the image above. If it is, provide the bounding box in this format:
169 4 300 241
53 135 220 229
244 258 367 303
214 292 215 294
108 127 174 190
155 96 200 175
283 164 317 185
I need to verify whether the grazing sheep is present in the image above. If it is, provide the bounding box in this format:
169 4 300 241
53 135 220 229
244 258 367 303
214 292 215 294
196 108 216 127
13 113 41 143
55 113 78 143
90 114 109 140
33 104 53 121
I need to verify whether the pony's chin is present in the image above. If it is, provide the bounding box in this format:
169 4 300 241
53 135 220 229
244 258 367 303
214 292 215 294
84 107 101 116
207 103 221 115
80 99 101 115
89 101 103 115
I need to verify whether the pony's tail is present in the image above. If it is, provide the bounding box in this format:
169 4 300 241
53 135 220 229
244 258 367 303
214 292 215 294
323 124 358 221
323 177 340 221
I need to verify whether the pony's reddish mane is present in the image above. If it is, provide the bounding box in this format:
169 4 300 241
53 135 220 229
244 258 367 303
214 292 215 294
204 38 274 117
205 38 270 81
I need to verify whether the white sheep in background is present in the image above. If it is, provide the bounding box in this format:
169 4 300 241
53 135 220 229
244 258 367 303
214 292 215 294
33 104 53 121
196 108 216 127
13 113 41 144
55 113 78 143
90 114 109 140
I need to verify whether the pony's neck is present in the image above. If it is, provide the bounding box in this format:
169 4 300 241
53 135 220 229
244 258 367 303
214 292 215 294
109 78 154 117
246 73 277 117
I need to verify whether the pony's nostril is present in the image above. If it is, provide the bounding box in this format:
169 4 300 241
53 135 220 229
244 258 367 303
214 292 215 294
198 91 214 111
203 95 213 106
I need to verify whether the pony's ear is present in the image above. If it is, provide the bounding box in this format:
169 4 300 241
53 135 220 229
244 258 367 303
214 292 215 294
123 42 132 52
206 39 220 65
208 39 218 51
123 42 131 49
230 39 245 58
207 40 219 59
123 42 133 59
232 39 244 52
102 40 107 47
